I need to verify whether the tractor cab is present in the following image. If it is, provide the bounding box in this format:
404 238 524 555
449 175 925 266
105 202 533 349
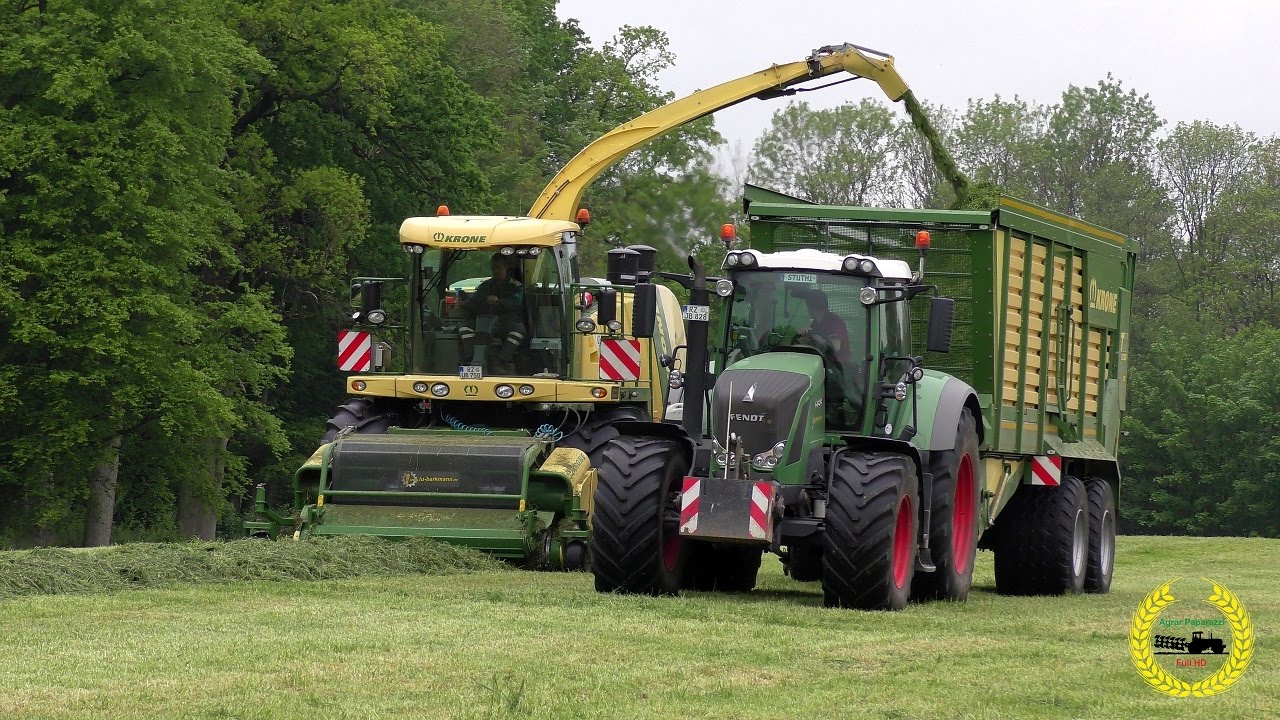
710 249 931 477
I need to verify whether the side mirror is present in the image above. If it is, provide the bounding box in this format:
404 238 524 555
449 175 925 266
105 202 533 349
361 281 386 325
926 297 954 353
631 283 657 339
597 287 619 331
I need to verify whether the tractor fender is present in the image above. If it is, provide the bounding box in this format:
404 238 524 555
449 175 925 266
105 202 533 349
913 373 983 452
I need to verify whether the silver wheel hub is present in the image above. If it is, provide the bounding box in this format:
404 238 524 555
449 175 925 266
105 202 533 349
1072 508 1087 578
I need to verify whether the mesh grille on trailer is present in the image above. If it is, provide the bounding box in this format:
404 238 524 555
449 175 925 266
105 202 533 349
756 218 977 385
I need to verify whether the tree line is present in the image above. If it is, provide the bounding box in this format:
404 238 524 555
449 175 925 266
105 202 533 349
743 84 1280 537
0 0 730 547
2 1 1274 546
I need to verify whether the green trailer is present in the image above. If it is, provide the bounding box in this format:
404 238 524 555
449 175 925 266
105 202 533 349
586 188 1137 608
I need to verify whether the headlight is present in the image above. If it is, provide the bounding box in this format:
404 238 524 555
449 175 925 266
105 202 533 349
842 256 860 272
723 253 740 268
500 246 516 255
752 453 778 469
859 259 875 274
606 319 622 333
715 279 735 297
739 252 757 267
518 384 535 396
575 317 597 333
860 286 878 306
668 370 684 390
528 247 542 256
771 441 787 458
413 382 428 394
894 381 908 402
366 308 387 325
430 383 449 397
495 384 514 399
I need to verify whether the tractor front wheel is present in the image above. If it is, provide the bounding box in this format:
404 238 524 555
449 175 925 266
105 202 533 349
822 451 918 610
591 435 689 595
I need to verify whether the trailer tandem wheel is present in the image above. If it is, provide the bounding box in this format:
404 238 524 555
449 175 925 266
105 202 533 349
1083 477 1115 594
994 475 1089 595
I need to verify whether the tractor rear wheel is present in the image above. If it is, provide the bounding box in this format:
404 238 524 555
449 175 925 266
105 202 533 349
822 451 918 610
994 475 1089 595
1083 477 1115 594
321 398 402 443
686 542 763 592
912 408 981 601
591 435 689 595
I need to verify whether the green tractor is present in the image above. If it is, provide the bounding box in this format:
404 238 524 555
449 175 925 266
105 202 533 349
591 195 1135 609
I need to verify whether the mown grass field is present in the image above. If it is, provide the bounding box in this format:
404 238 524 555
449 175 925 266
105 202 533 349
1 536 1275 719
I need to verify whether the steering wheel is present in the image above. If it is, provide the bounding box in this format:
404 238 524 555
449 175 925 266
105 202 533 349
794 328 837 357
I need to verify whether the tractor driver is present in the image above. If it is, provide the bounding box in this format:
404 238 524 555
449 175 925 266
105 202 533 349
798 290 852 367
459 253 525 367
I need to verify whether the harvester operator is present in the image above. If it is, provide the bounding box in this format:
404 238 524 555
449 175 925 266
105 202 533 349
459 253 525 367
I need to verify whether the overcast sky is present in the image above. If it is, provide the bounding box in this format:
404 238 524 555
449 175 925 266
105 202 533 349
555 0 1280 157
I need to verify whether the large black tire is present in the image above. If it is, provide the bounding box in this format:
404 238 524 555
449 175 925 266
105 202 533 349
993 475 1089 595
321 398 401 443
822 452 918 611
591 435 690 595
1083 477 1115 594
685 542 764 592
912 408 981 601
784 543 823 582
559 405 647 469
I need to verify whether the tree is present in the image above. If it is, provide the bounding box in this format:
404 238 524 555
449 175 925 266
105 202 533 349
951 95 1048 199
0 0 285 544
749 99 899 206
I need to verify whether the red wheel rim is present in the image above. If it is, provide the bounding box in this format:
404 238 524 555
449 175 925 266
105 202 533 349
892 494 913 588
662 533 682 572
953 452 976 574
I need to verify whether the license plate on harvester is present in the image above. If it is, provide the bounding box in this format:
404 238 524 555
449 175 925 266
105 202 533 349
458 365 483 379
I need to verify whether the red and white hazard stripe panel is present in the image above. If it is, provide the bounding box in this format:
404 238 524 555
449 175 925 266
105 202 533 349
748 482 772 539
598 338 642 381
1030 455 1061 486
679 477 700 534
338 330 372 372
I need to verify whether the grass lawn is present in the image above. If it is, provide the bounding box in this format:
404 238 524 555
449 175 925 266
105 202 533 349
1 536 1275 719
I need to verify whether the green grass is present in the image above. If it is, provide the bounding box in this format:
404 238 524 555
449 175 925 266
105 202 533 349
0 536 1275 719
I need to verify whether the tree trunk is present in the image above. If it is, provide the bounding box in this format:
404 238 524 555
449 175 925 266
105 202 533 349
82 435 122 547
177 436 227 540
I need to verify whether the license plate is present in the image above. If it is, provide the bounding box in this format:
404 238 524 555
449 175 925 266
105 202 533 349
682 304 710 321
783 272 817 284
458 365 483 380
